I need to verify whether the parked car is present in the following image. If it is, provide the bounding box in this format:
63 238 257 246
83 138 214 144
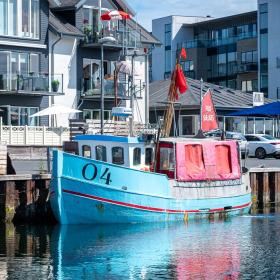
244 134 280 159
204 131 248 158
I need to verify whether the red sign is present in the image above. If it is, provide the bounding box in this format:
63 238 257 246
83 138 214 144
201 89 218 132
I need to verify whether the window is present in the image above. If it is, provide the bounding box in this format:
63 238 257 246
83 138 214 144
215 145 232 175
165 24 171 47
82 145 91 158
96 145 107 162
0 51 40 91
83 109 111 120
260 33 268 59
180 116 196 136
145 148 154 166
112 147 124 165
159 147 175 171
9 106 39 126
242 80 253 92
133 148 141 166
259 3 268 31
245 135 260 142
0 0 39 38
165 50 171 73
183 60 194 72
241 51 258 64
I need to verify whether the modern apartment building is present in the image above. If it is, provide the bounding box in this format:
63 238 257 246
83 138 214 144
152 12 260 96
258 0 280 100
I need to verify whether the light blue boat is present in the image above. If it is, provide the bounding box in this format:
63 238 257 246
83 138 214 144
50 134 252 224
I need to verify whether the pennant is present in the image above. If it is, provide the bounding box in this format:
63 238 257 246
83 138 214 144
180 48 187 60
201 89 218 132
175 66 188 95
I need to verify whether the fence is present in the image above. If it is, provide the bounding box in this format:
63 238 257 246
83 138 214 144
0 124 70 146
86 120 157 136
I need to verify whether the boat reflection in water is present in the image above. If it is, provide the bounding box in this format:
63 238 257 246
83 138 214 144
51 220 244 280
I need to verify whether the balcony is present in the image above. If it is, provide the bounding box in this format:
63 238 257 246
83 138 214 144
181 31 257 50
82 28 142 49
0 73 64 96
80 77 143 99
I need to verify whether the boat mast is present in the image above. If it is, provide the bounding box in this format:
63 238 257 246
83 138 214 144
200 77 203 131
161 61 178 137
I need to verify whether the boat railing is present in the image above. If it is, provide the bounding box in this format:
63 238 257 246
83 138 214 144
85 120 158 136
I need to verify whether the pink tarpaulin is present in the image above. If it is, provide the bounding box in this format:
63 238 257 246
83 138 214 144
176 141 240 182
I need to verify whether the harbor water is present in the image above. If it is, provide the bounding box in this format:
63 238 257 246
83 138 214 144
1 214 280 279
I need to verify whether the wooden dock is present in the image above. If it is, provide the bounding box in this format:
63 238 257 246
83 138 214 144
0 174 54 224
250 168 280 213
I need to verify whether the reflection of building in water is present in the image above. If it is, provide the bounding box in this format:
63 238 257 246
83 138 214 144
0 224 52 279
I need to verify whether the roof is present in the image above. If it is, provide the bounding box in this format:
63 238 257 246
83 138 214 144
75 134 142 143
49 12 84 37
50 0 135 14
149 78 272 110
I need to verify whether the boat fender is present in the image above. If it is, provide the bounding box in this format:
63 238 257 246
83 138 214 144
140 165 150 172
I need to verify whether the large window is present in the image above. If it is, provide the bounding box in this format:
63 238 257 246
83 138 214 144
0 51 40 91
241 80 258 92
7 106 39 126
0 0 39 38
241 51 258 64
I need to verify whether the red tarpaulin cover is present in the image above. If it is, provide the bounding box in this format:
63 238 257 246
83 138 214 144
201 89 218 132
176 141 240 182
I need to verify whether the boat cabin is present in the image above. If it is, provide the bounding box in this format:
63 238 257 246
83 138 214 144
156 138 241 181
75 135 154 171
74 135 241 182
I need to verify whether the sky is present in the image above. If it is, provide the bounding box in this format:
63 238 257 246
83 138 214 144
127 0 257 31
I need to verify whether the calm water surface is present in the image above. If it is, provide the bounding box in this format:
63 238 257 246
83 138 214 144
0 214 280 279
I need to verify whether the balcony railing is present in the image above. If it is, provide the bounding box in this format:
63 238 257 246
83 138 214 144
83 28 142 49
0 73 64 95
81 77 143 99
180 31 257 49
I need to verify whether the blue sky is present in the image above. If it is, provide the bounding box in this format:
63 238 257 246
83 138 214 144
127 0 257 31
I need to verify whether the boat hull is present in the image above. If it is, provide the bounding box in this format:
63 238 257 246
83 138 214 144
50 151 251 224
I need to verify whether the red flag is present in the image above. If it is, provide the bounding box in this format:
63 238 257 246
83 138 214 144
175 66 188 96
201 89 218 132
180 48 187 60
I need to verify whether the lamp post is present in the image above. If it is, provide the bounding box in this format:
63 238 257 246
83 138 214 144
98 36 116 134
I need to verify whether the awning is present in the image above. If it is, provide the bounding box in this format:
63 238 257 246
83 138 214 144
228 101 280 117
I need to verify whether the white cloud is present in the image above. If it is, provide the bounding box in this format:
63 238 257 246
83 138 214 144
128 0 257 31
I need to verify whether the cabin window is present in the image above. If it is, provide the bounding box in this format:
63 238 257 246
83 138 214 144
133 148 141 165
215 145 232 174
112 147 124 165
96 145 107 162
185 144 205 174
82 145 91 158
159 147 175 171
145 148 154 166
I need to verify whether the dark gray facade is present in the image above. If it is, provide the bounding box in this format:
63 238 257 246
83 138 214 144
0 0 63 126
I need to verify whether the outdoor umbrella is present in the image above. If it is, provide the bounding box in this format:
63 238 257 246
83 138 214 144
101 10 131 21
29 104 81 126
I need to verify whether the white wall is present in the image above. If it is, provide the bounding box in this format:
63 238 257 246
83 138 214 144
124 54 147 123
258 0 280 99
49 32 78 127
152 16 172 81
